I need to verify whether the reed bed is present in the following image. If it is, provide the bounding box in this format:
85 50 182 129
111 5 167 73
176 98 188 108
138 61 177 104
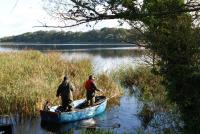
0 51 122 117
114 66 172 111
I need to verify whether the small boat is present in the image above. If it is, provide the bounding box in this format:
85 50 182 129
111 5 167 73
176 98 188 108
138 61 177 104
0 115 13 134
40 96 107 123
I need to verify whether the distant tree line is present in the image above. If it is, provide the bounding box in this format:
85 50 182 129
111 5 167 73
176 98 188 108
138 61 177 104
0 28 136 44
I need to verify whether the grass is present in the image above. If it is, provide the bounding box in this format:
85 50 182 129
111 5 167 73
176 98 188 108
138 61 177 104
0 51 122 117
114 65 173 111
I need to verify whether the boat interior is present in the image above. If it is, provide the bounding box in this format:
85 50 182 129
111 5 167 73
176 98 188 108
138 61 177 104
53 96 106 112
76 96 106 109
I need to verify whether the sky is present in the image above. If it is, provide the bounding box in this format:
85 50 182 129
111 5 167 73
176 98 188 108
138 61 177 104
0 0 128 38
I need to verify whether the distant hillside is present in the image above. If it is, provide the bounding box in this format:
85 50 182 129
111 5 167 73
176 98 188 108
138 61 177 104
0 28 135 44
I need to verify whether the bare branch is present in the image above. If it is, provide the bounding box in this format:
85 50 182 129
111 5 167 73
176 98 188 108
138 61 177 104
41 0 200 28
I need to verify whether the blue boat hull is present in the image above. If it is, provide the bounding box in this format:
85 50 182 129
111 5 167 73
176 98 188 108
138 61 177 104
40 96 107 123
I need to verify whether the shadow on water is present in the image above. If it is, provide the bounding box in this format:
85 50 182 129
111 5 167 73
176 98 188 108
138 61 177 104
40 114 127 133
41 117 121 133
40 121 78 133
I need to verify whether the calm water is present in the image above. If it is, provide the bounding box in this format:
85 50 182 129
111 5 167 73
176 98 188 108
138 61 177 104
0 44 148 134
0 47 13 52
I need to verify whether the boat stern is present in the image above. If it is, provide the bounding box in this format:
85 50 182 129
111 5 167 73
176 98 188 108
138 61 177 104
40 110 61 123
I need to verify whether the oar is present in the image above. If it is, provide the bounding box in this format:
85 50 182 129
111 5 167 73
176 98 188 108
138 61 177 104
107 94 118 100
95 89 105 96
99 89 105 94
98 89 118 100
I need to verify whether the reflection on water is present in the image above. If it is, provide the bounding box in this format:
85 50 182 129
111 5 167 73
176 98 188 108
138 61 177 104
63 49 144 58
0 44 144 57
61 52 144 74
0 43 139 53
0 47 13 52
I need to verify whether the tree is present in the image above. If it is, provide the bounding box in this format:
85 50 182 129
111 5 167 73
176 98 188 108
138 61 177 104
42 0 200 28
0 28 133 43
145 12 200 133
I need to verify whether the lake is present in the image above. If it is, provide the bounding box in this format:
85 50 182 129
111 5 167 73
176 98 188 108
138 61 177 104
0 44 176 134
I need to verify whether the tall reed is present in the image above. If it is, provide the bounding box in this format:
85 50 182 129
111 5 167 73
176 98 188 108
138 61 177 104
114 65 172 111
0 51 121 117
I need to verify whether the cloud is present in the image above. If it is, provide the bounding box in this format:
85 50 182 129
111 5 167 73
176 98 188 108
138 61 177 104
0 0 130 38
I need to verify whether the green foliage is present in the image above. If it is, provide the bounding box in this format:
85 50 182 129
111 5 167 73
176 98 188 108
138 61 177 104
144 5 200 132
142 0 184 25
0 51 122 117
115 65 172 110
0 28 135 44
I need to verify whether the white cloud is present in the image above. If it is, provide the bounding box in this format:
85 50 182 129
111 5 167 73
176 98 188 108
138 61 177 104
0 0 129 38
0 0 47 37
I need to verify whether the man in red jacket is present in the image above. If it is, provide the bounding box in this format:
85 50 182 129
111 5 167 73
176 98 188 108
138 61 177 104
85 75 100 106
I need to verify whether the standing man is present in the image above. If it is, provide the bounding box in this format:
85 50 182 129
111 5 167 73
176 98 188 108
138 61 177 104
56 75 74 111
85 75 101 106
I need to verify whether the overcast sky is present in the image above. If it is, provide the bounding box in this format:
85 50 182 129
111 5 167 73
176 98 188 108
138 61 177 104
0 0 128 38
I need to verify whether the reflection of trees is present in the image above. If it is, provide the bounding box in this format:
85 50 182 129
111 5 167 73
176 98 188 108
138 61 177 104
80 49 144 58
118 67 183 132
138 104 154 129
138 103 183 133
0 44 145 58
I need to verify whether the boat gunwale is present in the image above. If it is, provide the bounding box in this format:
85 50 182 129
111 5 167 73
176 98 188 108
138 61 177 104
40 96 107 114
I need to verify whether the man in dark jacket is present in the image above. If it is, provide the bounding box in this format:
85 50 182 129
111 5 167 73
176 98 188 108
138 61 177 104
85 75 101 106
56 76 74 111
